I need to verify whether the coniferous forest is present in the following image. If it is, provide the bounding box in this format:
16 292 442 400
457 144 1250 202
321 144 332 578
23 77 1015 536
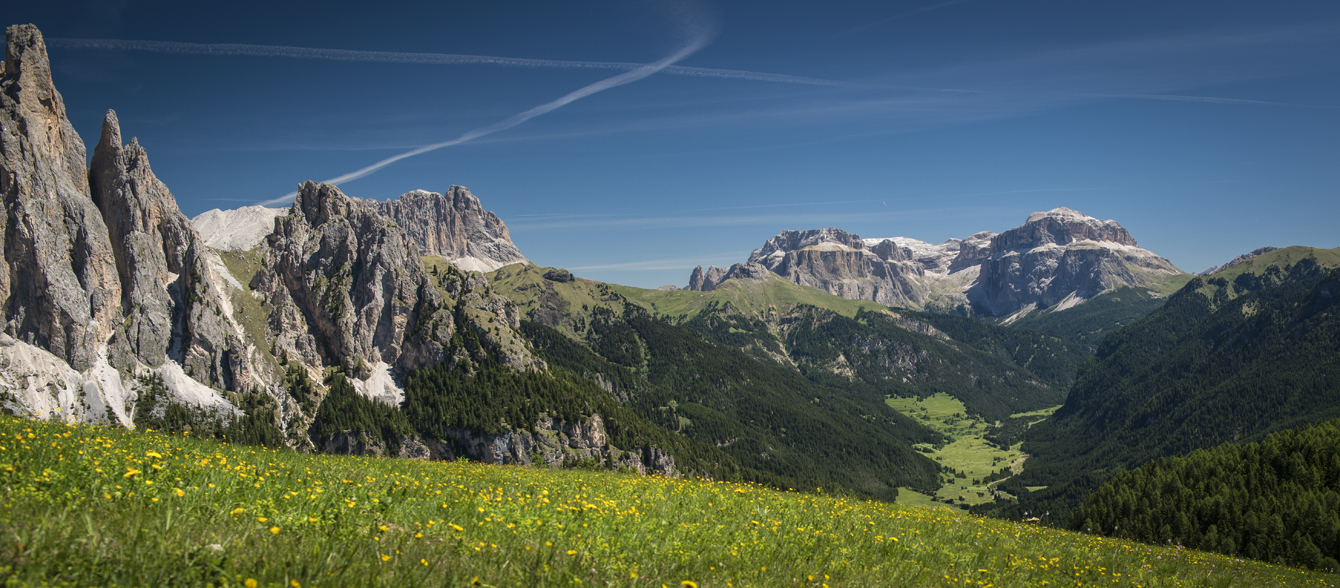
1072 418 1340 570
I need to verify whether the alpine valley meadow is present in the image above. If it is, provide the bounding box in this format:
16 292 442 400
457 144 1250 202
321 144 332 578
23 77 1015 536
2 8 1340 588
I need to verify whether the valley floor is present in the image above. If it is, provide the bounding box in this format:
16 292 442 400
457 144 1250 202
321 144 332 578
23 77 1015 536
887 393 1058 509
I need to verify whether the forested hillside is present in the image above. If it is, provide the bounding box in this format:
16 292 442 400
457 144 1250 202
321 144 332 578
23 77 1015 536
520 316 946 499
1072 418 1340 571
685 305 1080 422
981 250 1340 523
1003 279 1191 348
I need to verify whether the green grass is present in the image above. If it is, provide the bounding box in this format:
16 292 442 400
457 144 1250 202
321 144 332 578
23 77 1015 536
218 248 280 373
887 394 1060 509
611 274 885 321
1202 246 1340 283
1194 246 1340 307
1 417 1333 587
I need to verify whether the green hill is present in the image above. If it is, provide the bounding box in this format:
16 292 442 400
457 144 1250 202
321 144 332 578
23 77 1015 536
1072 417 1340 571
0 416 1327 587
982 248 1340 523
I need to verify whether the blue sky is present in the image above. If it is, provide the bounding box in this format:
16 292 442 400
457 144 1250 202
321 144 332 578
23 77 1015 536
13 0 1340 287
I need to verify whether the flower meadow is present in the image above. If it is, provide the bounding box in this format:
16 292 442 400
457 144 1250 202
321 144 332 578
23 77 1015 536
0 417 1333 587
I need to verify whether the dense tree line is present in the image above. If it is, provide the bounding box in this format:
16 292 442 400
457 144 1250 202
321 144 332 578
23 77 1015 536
1072 418 1340 571
309 372 414 454
401 332 744 482
681 304 1079 423
902 309 1086 392
980 262 1340 524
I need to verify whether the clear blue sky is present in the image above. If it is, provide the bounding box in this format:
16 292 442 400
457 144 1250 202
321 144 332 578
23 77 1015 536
13 0 1340 287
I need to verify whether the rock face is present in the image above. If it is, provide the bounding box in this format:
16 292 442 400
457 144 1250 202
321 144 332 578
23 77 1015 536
1 24 122 371
706 228 928 306
428 414 678 476
364 187 526 272
0 25 255 426
0 23 681 478
254 181 455 377
693 209 1184 315
688 265 728 291
967 208 1182 316
89 110 254 390
192 206 286 251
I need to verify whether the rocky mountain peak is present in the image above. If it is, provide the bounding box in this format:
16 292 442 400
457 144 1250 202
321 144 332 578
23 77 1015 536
1 24 121 370
294 180 360 228
366 185 526 272
748 228 866 265
192 205 286 251
994 207 1137 252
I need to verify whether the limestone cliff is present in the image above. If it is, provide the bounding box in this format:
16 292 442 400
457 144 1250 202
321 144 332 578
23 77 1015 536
0 24 122 371
364 186 527 272
966 208 1182 316
254 181 455 380
741 228 928 306
693 209 1184 316
89 110 256 392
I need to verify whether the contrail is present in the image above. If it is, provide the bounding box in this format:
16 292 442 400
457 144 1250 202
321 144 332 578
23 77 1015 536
48 37 842 87
253 26 715 205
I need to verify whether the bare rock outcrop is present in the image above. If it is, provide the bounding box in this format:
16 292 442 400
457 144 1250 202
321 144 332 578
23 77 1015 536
0 24 122 370
192 205 286 251
426 414 678 476
254 181 454 376
745 228 927 306
88 110 254 390
693 209 1185 316
688 265 728 291
364 186 526 272
967 208 1182 316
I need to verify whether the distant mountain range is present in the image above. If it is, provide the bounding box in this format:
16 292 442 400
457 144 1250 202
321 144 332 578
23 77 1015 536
689 207 1187 321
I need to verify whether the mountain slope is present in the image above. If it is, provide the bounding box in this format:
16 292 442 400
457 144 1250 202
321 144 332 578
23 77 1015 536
1071 417 1340 570
985 247 1340 522
488 264 946 498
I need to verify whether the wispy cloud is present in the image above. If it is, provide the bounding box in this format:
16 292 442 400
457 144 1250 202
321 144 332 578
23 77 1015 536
252 11 720 205
47 37 843 87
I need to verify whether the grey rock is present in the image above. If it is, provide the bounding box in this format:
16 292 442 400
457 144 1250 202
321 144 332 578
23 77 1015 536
88 109 253 391
364 186 526 272
543 268 574 283
688 265 728 291
747 228 927 307
0 24 122 370
693 209 1184 316
425 413 678 476
968 208 1182 316
255 181 453 376
191 206 286 251
89 110 190 368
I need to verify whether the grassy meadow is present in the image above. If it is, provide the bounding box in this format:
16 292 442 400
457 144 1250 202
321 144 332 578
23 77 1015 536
1 417 1334 587
887 394 1058 509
